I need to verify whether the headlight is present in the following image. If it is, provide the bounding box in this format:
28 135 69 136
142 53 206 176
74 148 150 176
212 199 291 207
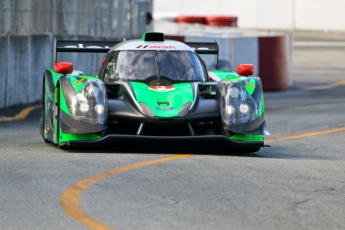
80 102 90 112
229 87 240 98
219 81 258 125
140 103 154 117
239 103 249 113
94 104 104 114
226 105 235 115
83 81 100 97
72 93 89 114
69 80 107 125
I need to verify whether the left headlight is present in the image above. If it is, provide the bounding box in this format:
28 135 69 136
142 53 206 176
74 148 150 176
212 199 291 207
70 80 107 124
83 81 100 97
219 80 258 125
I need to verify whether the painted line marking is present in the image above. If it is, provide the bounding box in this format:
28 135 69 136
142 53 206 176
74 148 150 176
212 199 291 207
60 154 193 230
60 126 345 230
266 126 345 143
0 105 41 122
300 80 345 92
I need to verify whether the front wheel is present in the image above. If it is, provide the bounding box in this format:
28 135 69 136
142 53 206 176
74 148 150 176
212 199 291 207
39 117 51 143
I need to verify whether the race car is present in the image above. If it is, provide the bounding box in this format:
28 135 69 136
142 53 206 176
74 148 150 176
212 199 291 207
40 32 269 152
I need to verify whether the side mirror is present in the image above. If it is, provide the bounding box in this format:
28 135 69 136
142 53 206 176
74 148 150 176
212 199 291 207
54 62 73 75
237 64 254 76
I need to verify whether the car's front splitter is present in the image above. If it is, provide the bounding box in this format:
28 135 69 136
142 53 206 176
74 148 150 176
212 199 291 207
65 134 264 148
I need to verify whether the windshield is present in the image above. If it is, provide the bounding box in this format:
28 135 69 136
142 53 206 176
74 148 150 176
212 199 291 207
103 50 207 83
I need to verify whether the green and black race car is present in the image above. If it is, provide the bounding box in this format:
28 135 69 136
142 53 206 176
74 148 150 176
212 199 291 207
40 32 269 152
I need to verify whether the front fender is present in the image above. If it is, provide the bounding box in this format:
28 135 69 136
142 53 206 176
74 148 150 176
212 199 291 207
58 75 108 134
217 77 268 135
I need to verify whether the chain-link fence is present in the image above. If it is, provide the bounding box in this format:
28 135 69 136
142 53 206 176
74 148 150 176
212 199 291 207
0 0 152 39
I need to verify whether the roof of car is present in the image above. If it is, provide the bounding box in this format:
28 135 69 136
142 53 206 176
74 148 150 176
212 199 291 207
110 39 195 52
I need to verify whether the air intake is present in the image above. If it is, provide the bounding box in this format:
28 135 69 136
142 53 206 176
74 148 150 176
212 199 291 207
141 32 165 42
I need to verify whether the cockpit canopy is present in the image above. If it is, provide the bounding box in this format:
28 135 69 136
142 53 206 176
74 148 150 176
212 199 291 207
102 50 207 84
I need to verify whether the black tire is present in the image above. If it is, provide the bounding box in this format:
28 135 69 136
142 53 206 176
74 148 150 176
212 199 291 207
41 80 51 143
39 117 51 143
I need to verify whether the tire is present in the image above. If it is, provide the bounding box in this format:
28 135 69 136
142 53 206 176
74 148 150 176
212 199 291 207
41 80 51 143
39 117 51 143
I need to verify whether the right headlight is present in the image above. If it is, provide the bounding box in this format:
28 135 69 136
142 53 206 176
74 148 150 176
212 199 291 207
71 93 89 114
219 80 258 125
228 87 240 98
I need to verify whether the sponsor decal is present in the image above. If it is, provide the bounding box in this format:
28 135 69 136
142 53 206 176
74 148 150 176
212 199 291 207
158 102 170 106
136 45 176 49
247 83 255 89
242 80 255 89
74 77 86 86
156 107 174 111
149 86 175 92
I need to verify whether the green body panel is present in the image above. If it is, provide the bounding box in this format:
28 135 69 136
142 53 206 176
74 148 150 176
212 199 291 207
57 75 102 144
211 70 266 141
46 70 103 144
131 82 193 117
230 134 264 142
53 88 59 144
211 70 257 96
59 128 101 144
211 70 240 80
258 94 265 117
68 75 100 92
244 78 256 95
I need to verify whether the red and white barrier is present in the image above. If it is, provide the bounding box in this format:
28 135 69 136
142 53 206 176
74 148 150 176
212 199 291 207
175 15 238 27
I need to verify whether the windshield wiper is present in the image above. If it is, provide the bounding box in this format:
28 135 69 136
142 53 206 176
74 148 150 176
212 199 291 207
154 55 161 85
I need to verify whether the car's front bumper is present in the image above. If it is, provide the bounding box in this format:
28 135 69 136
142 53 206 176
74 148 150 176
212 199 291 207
65 134 264 148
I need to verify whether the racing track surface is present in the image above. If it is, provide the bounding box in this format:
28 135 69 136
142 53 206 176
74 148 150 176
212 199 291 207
1 31 345 230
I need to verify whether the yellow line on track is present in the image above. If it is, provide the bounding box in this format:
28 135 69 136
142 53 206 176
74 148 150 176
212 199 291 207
266 126 345 143
300 80 345 92
60 126 345 230
0 105 41 122
60 154 193 230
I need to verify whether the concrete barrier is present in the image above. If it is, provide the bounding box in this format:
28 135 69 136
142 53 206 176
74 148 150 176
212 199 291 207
0 35 105 109
0 31 291 109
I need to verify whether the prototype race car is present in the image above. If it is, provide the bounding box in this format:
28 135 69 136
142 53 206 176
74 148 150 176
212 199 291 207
40 32 269 152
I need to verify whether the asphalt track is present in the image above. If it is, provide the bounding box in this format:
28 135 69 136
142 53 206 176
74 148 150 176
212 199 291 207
0 31 345 230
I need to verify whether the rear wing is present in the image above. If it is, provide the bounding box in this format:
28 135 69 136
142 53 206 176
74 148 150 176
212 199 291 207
54 39 121 62
185 41 219 65
54 38 219 64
